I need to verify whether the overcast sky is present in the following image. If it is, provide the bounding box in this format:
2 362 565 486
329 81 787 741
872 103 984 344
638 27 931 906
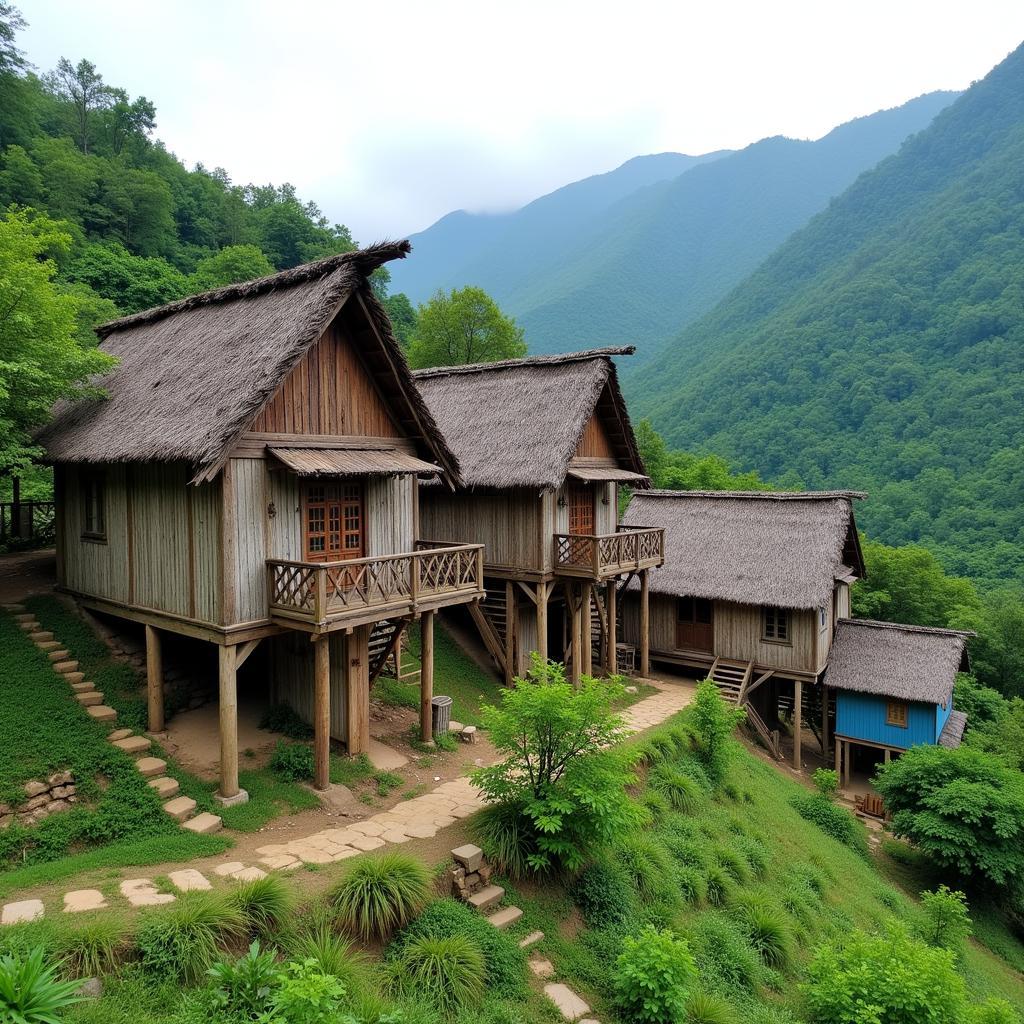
17 1 1024 241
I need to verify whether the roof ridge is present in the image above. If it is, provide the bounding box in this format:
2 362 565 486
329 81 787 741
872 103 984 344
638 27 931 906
96 240 411 338
837 617 976 639
411 346 635 379
635 489 868 501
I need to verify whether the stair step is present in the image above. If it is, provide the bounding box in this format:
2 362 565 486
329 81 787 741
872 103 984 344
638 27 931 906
53 660 80 674
149 776 180 798
488 905 523 929
63 672 85 685
136 756 167 777
519 930 544 949
29 631 54 642
18 622 40 632
163 796 197 822
46 648 70 660
108 728 133 741
14 613 35 622
183 812 223 834
75 691 104 706
87 705 117 723
112 735 151 754
468 884 505 912
3 604 25 612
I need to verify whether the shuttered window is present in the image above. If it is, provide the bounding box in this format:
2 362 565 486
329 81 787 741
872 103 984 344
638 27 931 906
763 606 790 642
82 473 106 541
886 700 909 728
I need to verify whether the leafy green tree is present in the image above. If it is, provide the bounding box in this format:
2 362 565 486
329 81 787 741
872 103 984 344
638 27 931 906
46 57 112 154
100 88 155 156
189 244 273 292
65 241 186 313
690 679 746 785
951 589 1024 698
954 674 1008 729
0 144 40 207
471 656 638 872
383 291 417 348
964 696 1024 772
0 2 26 76
408 286 526 369
873 744 1024 888
917 885 972 953
0 208 114 474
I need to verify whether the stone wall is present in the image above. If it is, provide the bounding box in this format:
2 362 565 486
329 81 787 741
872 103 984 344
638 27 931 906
0 771 78 828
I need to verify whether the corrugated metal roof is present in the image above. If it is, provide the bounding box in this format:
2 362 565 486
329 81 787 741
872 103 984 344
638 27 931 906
567 466 651 484
269 447 441 477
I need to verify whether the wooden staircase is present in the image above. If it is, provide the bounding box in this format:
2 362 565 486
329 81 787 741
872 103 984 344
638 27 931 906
468 584 512 680
707 657 753 705
368 618 413 686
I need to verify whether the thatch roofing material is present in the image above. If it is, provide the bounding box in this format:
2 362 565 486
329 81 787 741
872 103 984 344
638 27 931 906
568 466 650 484
413 348 645 490
825 618 973 704
268 447 440 477
38 242 459 484
622 490 865 609
938 710 968 749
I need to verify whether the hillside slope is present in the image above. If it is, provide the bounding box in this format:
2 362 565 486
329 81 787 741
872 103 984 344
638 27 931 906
630 43 1024 588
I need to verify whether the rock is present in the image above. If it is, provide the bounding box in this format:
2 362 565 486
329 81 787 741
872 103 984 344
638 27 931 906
448 720 464 733
48 771 73 787
1 899 44 924
78 978 102 999
64 890 107 913
213 861 246 877
163 796 197 822
467 884 504 912
23 780 48 799
24 794 50 811
107 729 133 742
120 879 174 907
51 785 75 799
111 735 150 754
231 867 267 881
529 957 555 977
87 705 117 723
461 725 478 744
135 756 167 777
624 685 639 694
168 869 212 892
488 906 524 929
519 930 544 949
182 812 222 834
543 983 591 1021
452 844 483 872
148 777 179 798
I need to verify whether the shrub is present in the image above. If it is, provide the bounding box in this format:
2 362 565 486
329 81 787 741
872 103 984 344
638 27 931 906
642 789 672 822
874 744 1024 888
389 933 486 1017
686 990 740 1024
650 764 703 813
287 921 365 990
470 801 540 880
613 926 697 1024
0 947 83 1023
136 892 244 983
471 656 638 872
675 866 707 905
207 940 279 1020
713 846 751 884
733 835 769 878
53 916 129 977
812 768 839 799
804 924 970 1023
969 999 1020 1024
223 876 291 941
690 681 745 785
269 957 346 1024
259 703 314 740
572 857 637 927
615 834 675 901
268 740 314 782
389 898 525 999
737 904 792 969
690 914 761 995
790 793 868 857
330 851 431 939
703 867 735 907
917 885 972 953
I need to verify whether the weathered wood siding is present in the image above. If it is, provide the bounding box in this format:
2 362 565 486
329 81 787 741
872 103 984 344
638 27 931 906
250 322 401 437
366 476 415 556
623 594 819 674
231 458 268 624
516 602 539 675
576 411 615 458
419 488 543 571
553 481 616 534
268 632 350 742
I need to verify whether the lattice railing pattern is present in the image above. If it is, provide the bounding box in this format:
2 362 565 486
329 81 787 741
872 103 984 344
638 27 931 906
554 527 665 576
270 562 317 610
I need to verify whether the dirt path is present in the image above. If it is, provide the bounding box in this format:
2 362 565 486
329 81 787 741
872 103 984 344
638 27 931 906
0 548 56 603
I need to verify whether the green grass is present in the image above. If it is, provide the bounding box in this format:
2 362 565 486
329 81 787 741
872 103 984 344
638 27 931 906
329 752 373 788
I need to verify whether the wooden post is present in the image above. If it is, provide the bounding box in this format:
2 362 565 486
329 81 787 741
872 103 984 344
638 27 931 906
793 679 803 770
217 643 241 801
536 582 549 664
313 636 330 790
347 625 371 755
639 569 650 677
581 583 592 677
820 683 829 761
11 475 20 538
504 581 515 685
569 584 582 687
834 735 842 776
884 747 891 765
145 624 164 733
843 739 851 787
606 582 617 674
421 610 435 744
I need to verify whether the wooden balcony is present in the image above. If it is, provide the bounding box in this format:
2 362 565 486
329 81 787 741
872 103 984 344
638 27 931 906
553 526 665 580
267 542 484 633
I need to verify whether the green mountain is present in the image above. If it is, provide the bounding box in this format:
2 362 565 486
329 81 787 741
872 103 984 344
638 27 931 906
392 94 956 356
630 42 1024 588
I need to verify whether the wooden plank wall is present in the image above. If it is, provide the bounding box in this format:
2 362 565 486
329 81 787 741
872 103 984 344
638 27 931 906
61 464 130 603
419 488 542 570
191 478 222 623
366 476 414 556
250 323 401 437
268 632 349 741
553 481 616 534
516 603 539 675
576 411 616 457
231 459 268 624
131 464 192 617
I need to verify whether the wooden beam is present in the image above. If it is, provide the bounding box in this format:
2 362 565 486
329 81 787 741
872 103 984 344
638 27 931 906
504 581 515 685
746 669 774 697
569 583 582 687
421 610 435 744
821 683 829 761
835 735 842 776
235 637 262 669
606 581 617 674
581 583 593 677
347 625 371 755
145 624 164 733
536 582 548 665
793 679 803 771
516 581 539 604
468 601 506 674
314 636 330 790
218 643 240 799
639 569 650 677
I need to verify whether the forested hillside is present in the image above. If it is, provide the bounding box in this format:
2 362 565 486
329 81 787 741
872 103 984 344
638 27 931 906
392 93 955 355
631 42 1024 589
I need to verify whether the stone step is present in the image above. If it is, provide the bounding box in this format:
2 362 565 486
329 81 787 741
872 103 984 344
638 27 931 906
519 930 544 949
544 984 592 1022
488 905 523 929
29 631 54 642
135 756 167 777
87 705 117 723
18 622 40 632
163 796 197 822
13 613 35 622
3 603 26 612
46 648 70 660
53 661 79 674
75 691 104 707
467 884 505 913
148 776 179 799
64 671 85 685
107 728 133 741
112 735 151 755
71 680 95 693
183 812 223 835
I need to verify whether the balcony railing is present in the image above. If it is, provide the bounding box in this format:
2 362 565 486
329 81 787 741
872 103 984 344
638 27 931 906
268 542 484 631
553 526 665 579
1 501 55 547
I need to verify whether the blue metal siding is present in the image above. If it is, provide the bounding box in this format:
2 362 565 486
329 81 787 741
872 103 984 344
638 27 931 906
935 698 953 743
835 690 937 749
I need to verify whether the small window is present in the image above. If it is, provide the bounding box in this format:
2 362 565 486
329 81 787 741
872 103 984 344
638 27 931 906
82 473 106 541
886 700 908 728
820 607 827 627
763 606 790 643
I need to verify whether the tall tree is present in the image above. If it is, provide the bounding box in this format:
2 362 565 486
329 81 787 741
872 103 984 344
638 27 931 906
189 244 273 291
0 2 26 75
407 286 526 369
47 57 112 154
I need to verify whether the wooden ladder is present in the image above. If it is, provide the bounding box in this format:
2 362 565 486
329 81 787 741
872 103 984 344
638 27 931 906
368 618 412 687
708 658 751 706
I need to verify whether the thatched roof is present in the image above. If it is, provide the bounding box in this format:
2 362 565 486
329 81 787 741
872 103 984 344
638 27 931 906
938 710 968 749
825 618 973 705
413 348 646 490
37 242 459 485
622 491 865 609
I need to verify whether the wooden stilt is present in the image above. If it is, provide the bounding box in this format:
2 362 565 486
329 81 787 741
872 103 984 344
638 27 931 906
821 682 829 761
834 735 842 778
313 636 330 790
606 581 617 674
639 569 650 677
843 739 851 786
793 679 803 770
218 643 239 800
145 624 164 733
569 584 582 687
884 747 891 765
504 581 515 685
581 583 592 677
421 610 435 744
536 582 549 665
347 625 370 754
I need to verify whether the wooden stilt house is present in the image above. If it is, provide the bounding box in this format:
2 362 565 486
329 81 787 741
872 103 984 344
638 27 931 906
619 490 866 767
37 242 484 805
412 348 664 684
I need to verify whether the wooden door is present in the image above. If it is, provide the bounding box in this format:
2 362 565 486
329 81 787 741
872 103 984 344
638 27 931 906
304 482 365 586
567 484 595 536
676 596 714 652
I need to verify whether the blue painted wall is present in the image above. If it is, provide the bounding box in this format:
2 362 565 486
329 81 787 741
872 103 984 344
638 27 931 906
935 698 953 739
836 690 939 749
